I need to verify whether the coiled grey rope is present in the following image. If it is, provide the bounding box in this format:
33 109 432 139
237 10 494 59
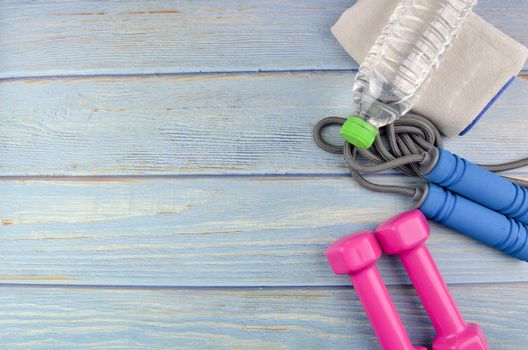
313 112 528 197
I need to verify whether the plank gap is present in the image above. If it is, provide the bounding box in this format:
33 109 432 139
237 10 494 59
0 171 527 182
0 280 524 292
1 69 526 83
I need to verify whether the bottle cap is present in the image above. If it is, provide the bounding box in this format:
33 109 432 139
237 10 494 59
340 116 378 149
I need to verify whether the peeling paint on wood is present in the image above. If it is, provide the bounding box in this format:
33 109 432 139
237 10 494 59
0 1 527 348
0 284 526 349
1 176 527 287
0 72 527 176
0 0 526 78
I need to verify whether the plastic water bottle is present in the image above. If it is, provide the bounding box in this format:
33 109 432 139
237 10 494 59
340 0 477 149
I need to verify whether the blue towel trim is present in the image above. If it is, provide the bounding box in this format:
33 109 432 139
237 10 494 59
459 76 516 136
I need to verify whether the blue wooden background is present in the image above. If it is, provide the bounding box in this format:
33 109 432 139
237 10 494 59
0 0 527 348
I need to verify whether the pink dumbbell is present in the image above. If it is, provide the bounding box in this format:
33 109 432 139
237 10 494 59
327 231 426 350
376 210 488 350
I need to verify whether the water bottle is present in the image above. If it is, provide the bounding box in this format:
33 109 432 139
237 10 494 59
340 0 477 149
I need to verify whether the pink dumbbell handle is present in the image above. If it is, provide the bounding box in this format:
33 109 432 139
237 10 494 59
400 246 466 336
351 267 422 350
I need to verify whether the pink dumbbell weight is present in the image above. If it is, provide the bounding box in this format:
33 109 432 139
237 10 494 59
376 210 488 350
327 231 426 350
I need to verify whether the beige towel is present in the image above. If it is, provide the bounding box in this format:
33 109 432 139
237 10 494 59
332 0 528 137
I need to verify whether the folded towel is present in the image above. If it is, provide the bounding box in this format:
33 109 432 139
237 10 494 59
332 0 528 137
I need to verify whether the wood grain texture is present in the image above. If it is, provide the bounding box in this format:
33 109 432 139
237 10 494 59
0 284 526 349
1 1 527 348
1 72 527 176
2 176 528 287
0 0 526 78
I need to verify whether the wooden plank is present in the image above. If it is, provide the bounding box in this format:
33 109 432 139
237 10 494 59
2 176 528 287
0 0 526 78
0 284 525 349
1 72 527 176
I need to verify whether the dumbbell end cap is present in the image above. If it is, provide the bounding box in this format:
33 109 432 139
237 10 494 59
327 231 381 275
433 323 488 350
376 210 430 255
